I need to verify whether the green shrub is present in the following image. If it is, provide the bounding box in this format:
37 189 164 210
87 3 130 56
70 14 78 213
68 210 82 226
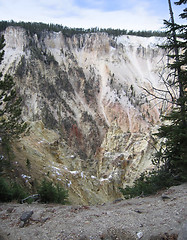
37 179 68 204
0 177 27 202
0 177 68 204
0 177 12 202
120 169 177 199
55 183 69 204
11 182 27 201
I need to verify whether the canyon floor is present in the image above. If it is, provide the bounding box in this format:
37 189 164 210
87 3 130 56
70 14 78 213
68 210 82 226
0 183 187 240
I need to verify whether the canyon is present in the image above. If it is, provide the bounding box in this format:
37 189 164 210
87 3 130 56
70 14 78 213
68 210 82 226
0 26 168 204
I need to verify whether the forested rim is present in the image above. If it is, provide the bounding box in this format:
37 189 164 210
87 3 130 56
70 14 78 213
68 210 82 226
0 20 166 38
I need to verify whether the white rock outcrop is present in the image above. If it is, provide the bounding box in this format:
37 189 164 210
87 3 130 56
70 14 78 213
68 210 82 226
0 27 168 204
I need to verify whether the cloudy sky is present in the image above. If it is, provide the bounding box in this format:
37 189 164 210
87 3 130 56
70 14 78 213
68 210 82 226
0 0 185 31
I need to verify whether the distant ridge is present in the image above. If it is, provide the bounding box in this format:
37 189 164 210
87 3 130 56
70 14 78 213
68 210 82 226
0 20 166 38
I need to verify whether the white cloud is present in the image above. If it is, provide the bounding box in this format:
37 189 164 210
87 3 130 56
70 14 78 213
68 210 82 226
44 5 163 31
0 0 168 30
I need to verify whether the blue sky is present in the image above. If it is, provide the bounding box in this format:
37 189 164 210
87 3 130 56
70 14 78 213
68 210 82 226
0 0 185 31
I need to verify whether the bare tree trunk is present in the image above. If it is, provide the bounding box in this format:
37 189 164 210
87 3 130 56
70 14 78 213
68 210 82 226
168 0 179 57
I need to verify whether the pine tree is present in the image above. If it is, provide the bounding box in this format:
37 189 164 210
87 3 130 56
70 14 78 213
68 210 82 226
0 35 27 144
120 0 187 199
155 0 187 180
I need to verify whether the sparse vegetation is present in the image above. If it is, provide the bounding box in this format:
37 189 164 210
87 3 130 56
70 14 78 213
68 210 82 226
0 177 12 202
0 20 166 38
120 169 179 199
26 158 31 171
0 34 27 186
0 177 27 202
0 35 27 144
15 56 27 78
0 177 69 204
120 0 187 199
37 179 68 204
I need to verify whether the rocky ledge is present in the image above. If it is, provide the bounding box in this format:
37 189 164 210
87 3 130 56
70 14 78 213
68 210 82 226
0 183 186 240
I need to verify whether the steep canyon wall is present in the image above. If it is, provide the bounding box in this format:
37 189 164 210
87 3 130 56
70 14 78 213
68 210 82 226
0 27 167 204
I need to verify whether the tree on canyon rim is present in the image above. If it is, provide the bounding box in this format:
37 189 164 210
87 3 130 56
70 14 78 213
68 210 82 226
154 0 187 181
120 0 187 199
146 0 187 179
0 35 27 159
145 0 187 180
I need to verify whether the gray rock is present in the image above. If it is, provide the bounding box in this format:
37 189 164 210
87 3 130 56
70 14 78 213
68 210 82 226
21 194 40 204
20 210 33 223
137 231 143 239
112 198 124 204
178 220 187 240
19 221 25 228
161 194 170 200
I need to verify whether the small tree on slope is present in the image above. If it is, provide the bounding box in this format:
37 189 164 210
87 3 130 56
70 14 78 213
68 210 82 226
0 35 27 161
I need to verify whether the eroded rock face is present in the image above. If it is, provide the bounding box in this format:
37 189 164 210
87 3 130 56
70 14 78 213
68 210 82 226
0 26 167 204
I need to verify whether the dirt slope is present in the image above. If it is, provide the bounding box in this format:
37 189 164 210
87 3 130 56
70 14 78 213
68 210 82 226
0 184 187 240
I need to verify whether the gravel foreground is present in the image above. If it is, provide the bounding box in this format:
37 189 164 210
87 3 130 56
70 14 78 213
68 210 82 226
0 184 187 240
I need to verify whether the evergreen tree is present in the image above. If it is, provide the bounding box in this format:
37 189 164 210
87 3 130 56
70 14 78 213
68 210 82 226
0 35 27 144
156 0 187 180
120 0 187 199
0 20 166 37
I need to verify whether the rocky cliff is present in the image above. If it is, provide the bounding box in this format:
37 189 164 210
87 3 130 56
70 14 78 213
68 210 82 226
0 26 167 204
